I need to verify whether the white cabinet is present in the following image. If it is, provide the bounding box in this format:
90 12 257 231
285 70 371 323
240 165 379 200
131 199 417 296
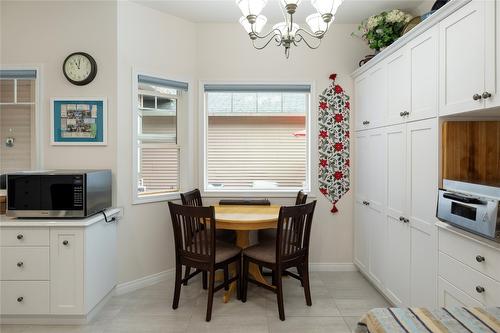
384 124 410 307
0 210 119 324
407 119 438 308
408 26 438 121
438 226 500 308
439 0 497 115
50 229 84 314
354 64 387 130
386 49 410 125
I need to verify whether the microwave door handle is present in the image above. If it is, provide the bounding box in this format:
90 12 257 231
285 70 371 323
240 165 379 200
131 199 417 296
443 192 486 205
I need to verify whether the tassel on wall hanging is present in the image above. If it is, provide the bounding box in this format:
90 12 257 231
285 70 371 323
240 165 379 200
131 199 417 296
318 74 350 213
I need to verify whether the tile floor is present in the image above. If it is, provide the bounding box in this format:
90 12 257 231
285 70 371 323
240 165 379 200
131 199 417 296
0 271 390 333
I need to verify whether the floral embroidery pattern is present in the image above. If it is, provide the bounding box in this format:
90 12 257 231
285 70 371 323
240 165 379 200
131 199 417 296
318 73 350 213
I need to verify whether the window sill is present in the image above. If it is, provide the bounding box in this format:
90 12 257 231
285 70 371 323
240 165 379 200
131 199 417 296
201 189 314 199
133 192 180 205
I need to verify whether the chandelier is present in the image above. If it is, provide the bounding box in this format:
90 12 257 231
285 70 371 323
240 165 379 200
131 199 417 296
236 0 343 58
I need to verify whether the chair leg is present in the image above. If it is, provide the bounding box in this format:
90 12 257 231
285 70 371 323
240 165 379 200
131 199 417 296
241 256 249 303
206 269 215 322
272 270 276 286
202 270 208 290
224 265 229 291
172 262 182 309
183 266 191 286
236 259 241 300
276 269 285 321
302 263 312 306
297 265 304 287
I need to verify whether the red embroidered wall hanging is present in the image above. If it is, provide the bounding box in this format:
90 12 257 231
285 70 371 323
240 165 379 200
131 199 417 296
318 74 350 213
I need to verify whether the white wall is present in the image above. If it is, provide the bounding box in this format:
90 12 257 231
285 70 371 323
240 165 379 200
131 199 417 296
197 23 370 265
0 0 117 177
116 1 197 283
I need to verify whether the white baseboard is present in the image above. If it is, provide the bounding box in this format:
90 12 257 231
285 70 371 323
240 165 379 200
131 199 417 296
114 263 357 296
309 262 357 272
114 268 174 296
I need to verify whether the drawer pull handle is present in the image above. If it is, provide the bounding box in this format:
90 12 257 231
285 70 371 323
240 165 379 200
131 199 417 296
17 234 24 240
476 286 485 293
476 255 485 263
17 262 24 268
17 297 23 303
63 240 69 246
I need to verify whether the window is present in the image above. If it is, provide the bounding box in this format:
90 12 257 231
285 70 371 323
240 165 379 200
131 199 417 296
133 74 188 202
203 84 310 192
0 70 39 174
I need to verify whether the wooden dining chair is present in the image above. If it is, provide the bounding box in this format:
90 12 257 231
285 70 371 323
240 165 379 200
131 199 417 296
241 200 317 321
180 189 236 287
168 202 242 322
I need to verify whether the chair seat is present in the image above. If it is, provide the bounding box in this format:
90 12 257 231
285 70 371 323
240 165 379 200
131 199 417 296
216 241 241 263
243 242 275 263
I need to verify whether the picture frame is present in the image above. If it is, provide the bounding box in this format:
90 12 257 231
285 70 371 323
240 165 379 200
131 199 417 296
51 97 107 145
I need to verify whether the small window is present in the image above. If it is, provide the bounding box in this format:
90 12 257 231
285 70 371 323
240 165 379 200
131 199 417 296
134 74 188 202
203 84 310 192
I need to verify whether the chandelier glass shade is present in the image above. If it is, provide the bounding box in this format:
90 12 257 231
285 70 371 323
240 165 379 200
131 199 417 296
236 0 342 58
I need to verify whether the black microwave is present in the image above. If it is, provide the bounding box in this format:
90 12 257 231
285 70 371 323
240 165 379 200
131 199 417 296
6 170 111 218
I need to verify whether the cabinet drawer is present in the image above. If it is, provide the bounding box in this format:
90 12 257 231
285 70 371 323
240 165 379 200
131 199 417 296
439 252 500 306
439 228 500 281
0 281 49 314
438 277 483 307
0 228 49 246
0 247 49 280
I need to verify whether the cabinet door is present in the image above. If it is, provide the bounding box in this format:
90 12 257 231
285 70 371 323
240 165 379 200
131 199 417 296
368 65 387 128
485 0 499 108
409 26 438 121
384 124 410 307
439 1 487 115
354 74 370 130
367 128 386 288
50 228 84 314
407 119 438 308
354 201 369 272
354 131 370 272
386 49 410 125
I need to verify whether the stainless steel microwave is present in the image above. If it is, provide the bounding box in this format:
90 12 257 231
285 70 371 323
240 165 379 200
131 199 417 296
437 180 500 242
6 170 111 218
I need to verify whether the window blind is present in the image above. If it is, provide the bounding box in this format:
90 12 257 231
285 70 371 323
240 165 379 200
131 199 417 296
204 84 310 93
207 116 306 189
138 75 188 91
139 143 179 194
0 70 37 79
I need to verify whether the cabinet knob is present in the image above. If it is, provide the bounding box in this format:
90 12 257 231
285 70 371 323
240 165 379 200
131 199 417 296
476 286 485 293
473 94 482 101
17 234 23 240
63 240 69 246
17 261 23 268
399 216 405 222
482 92 492 99
404 218 410 223
476 255 485 263
17 297 23 303
400 112 404 117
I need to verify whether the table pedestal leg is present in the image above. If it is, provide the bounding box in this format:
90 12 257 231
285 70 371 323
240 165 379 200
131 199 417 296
223 230 272 303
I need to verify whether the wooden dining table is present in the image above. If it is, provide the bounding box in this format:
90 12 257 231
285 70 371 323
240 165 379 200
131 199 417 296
214 204 281 303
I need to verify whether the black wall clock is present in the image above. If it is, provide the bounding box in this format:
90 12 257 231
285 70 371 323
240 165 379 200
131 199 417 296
63 52 97 86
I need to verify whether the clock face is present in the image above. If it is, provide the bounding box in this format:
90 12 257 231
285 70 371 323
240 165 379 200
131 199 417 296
63 52 97 85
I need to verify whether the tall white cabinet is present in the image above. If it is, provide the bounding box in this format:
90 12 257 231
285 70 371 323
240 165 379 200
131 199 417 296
353 0 500 309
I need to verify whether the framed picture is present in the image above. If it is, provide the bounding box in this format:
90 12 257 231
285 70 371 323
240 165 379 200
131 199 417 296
51 97 107 145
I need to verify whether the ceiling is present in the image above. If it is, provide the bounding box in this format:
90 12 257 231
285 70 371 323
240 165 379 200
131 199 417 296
134 0 427 24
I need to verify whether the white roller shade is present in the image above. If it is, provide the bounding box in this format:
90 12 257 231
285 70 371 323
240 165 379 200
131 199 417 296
139 143 179 194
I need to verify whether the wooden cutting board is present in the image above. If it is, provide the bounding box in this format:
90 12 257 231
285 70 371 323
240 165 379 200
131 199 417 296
442 121 500 187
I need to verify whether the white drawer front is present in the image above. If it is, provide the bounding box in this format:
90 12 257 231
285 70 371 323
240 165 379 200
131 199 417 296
439 229 500 281
0 247 49 280
0 281 49 314
439 252 500 306
438 277 484 307
0 228 49 247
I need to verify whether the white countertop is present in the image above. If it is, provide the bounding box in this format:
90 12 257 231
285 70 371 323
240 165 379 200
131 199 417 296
0 208 121 227
436 221 500 251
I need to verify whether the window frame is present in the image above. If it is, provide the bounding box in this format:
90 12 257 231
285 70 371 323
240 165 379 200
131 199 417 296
199 80 315 198
0 65 43 171
132 70 192 204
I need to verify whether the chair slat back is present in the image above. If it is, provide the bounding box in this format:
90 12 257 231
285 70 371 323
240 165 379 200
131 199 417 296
276 201 316 262
168 202 215 262
295 190 308 205
181 189 203 207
